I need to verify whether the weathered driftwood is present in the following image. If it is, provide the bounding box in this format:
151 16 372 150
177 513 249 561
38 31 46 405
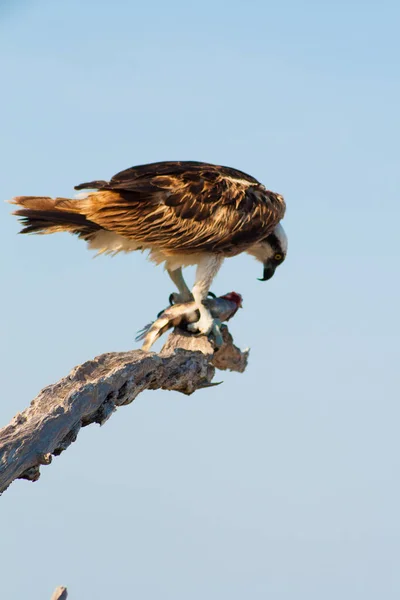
162 324 248 372
0 326 248 495
51 587 67 600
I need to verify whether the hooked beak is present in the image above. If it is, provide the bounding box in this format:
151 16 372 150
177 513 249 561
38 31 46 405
258 263 276 282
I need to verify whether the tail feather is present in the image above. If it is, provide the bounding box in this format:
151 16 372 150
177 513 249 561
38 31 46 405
11 196 101 238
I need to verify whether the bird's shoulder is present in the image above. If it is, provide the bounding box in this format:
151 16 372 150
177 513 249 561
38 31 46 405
75 161 261 195
109 160 261 188
74 160 285 228
73 161 285 251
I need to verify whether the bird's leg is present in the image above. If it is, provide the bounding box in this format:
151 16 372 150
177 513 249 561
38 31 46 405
187 255 224 344
167 267 192 304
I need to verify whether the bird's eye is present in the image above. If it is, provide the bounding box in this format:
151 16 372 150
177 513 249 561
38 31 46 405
274 253 283 261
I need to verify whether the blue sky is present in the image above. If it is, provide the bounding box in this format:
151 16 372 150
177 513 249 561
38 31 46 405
1 1 399 598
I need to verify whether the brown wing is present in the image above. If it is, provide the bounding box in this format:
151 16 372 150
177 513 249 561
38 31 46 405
75 161 286 254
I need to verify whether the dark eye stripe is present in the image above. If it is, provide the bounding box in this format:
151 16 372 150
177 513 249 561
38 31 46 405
266 233 281 252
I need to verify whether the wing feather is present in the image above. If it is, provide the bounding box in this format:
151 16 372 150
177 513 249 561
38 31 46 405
75 161 285 255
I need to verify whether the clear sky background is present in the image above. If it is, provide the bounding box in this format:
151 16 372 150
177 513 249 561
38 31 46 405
1 1 399 598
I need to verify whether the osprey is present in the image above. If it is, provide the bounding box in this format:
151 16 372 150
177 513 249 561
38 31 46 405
11 161 287 341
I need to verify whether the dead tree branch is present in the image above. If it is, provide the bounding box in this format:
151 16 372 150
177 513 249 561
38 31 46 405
51 587 68 600
0 326 248 495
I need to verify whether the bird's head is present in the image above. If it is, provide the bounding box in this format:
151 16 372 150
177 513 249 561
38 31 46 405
247 223 288 281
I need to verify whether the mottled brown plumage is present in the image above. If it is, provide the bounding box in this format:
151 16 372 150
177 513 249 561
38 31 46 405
12 161 285 257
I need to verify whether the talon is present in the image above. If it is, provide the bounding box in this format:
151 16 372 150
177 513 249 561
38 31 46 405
188 317 223 347
187 309 224 346
169 293 179 305
187 313 213 336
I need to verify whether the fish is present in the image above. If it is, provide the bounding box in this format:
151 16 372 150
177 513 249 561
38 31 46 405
137 292 243 352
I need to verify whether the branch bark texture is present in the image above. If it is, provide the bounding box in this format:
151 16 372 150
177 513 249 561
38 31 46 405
51 587 68 600
0 326 248 494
